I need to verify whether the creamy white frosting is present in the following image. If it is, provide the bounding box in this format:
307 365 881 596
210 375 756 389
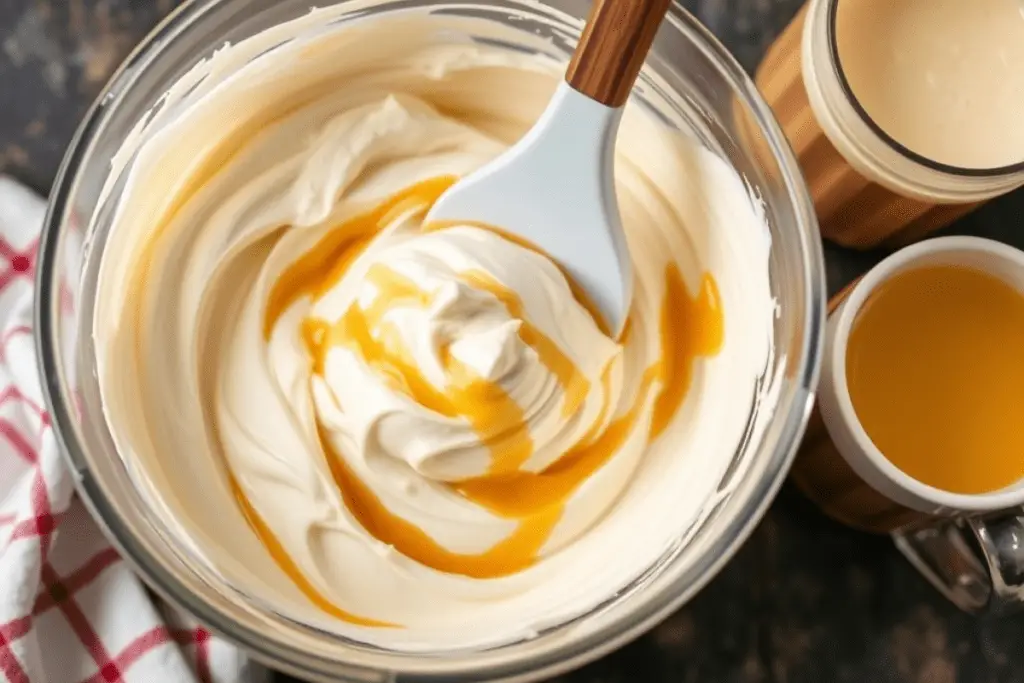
93 7 776 651
302 222 619 484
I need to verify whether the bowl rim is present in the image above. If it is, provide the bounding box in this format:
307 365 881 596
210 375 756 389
36 1 826 680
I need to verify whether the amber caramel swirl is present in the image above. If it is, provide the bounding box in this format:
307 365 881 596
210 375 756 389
94 10 774 651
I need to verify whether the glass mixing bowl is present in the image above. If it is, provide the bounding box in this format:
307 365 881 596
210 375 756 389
36 1 825 680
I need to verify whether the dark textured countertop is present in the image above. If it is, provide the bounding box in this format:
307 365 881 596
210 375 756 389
3 1 1023 681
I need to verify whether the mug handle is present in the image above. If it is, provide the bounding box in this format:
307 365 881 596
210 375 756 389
893 508 1024 615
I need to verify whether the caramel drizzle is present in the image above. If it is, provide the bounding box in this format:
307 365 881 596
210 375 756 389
454 365 657 517
322 426 562 579
125 107 441 629
221 178 454 627
264 175 458 336
650 264 724 440
228 475 395 627
423 219 614 336
313 263 535 476
242 177 724 619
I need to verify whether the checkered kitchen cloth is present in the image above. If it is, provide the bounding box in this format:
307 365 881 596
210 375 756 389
0 176 266 683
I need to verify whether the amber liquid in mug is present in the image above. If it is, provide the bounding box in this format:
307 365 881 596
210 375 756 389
846 265 1024 495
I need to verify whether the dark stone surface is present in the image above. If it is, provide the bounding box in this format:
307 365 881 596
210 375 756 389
2 1 1022 681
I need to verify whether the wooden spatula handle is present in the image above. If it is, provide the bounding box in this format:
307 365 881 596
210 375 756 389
566 0 674 108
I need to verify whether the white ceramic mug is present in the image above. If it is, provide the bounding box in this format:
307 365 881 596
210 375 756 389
792 236 1024 614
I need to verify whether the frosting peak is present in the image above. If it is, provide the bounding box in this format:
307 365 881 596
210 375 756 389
305 223 619 486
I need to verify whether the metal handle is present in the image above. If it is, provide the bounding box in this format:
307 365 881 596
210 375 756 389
894 508 1024 615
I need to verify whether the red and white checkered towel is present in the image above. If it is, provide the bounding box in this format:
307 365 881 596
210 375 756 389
0 176 266 683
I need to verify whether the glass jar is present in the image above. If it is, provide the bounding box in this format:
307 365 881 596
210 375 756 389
805 0 1024 199
36 1 825 680
757 0 1024 248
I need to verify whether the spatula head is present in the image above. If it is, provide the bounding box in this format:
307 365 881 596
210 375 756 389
426 81 633 337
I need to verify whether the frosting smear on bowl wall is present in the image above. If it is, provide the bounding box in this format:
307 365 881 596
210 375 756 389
93 8 776 651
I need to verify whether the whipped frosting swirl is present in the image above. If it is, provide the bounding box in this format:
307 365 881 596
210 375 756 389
94 9 776 651
299 223 618 484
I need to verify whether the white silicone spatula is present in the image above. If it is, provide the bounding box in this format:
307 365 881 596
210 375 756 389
426 0 673 336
